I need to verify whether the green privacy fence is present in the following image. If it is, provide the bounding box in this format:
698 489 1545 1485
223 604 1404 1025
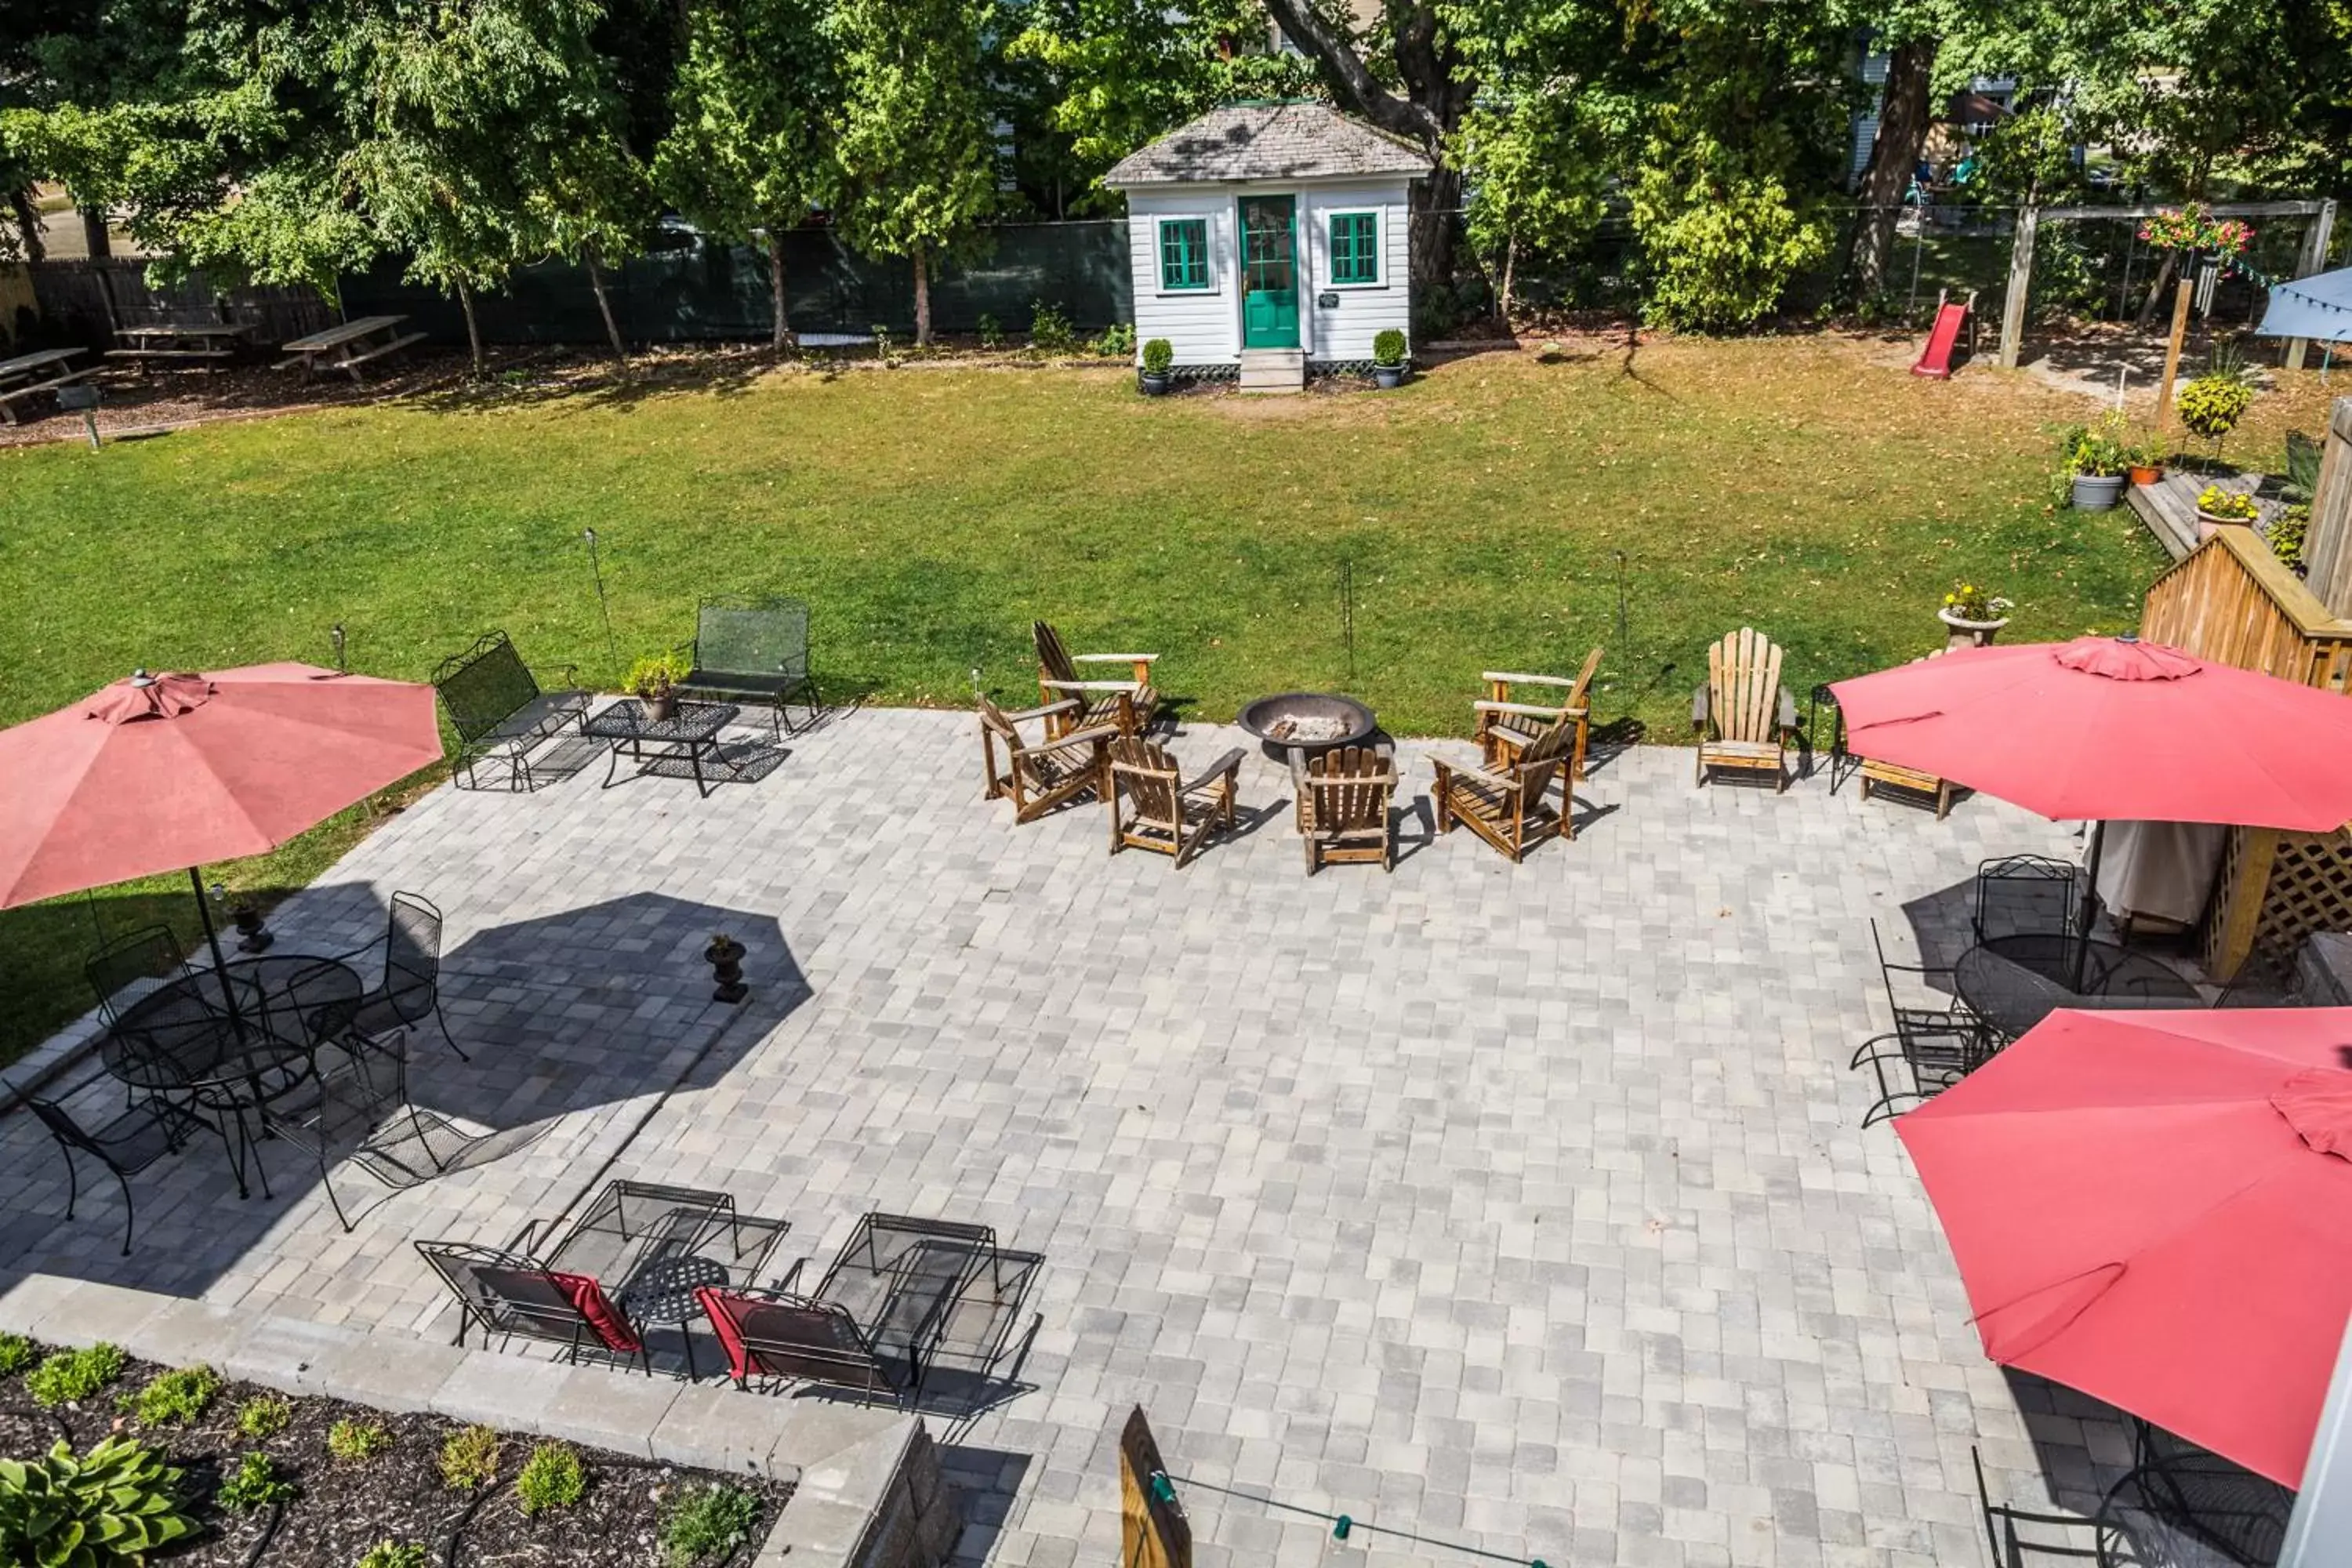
343 221 1134 344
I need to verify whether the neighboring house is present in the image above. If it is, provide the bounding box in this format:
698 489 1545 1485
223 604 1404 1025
1104 101 1432 392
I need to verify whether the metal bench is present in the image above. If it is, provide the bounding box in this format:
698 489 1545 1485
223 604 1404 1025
430 630 590 791
675 595 820 736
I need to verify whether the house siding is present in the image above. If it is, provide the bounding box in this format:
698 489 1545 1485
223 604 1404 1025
1124 191 1241 366
1300 182 1411 361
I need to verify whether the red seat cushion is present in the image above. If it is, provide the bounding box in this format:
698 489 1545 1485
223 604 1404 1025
549 1271 641 1353
696 1286 754 1381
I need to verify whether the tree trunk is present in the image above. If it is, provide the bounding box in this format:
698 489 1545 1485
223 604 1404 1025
766 230 793 350
912 245 931 346
456 278 485 376
586 248 626 365
79 205 111 260
1408 164 1463 298
9 187 44 264
1499 234 1516 322
1842 35 1938 299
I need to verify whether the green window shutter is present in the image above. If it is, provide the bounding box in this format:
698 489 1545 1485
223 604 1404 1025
1330 213 1378 285
1159 220 1210 290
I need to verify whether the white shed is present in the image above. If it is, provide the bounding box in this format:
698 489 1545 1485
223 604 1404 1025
1105 101 1434 391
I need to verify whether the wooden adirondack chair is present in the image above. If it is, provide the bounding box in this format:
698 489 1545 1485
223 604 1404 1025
978 695 1115 823
1033 621 1158 738
1432 717 1573 862
1693 628 1797 790
1106 736 1245 866
1290 744 1396 873
1477 645 1604 783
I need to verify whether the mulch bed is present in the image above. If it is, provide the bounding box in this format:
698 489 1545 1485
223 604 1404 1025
0 1347 789 1566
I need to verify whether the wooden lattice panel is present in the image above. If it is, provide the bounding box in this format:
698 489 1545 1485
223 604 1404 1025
2200 825 2250 975
2254 830 2352 960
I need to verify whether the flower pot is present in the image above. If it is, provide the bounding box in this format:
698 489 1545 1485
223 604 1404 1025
1938 607 2010 651
642 689 677 724
2195 509 2257 543
2071 474 2126 511
2126 464 2164 487
1374 363 1406 390
1138 370 1171 396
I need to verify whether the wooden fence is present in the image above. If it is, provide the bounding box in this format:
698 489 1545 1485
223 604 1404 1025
24 259 336 350
2300 397 2352 615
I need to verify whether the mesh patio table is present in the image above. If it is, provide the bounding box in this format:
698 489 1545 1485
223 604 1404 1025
2094 1461 2292 1567
583 699 742 797
532 1180 789 1377
1954 932 2201 1043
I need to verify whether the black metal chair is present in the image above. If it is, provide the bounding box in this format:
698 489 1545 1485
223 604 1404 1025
416 1239 652 1373
10 1083 224 1254
675 595 820 737
1973 1447 2104 1566
431 630 590 791
84 924 190 1028
1976 855 2085 946
1855 919 1990 1125
337 892 466 1061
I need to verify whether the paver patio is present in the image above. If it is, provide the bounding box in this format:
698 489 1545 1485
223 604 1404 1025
0 705 2143 1568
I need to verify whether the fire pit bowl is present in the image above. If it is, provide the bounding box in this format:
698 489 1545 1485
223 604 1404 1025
1236 692 1379 756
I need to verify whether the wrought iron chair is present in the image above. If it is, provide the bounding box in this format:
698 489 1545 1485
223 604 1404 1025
9 1083 224 1254
84 924 191 1028
977 695 1115 823
1106 736 1244 866
1033 621 1156 738
336 891 466 1060
1974 855 2085 946
1853 919 1990 1124
416 1238 652 1374
676 595 821 736
1973 1448 2103 1566
431 630 590 791
258 1025 459 1231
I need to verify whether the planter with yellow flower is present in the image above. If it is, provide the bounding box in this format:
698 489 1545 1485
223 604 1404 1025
2194 485 2260 543
1938 583 2013 651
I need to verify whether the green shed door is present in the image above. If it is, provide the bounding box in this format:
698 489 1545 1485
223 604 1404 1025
1240 196 1299 349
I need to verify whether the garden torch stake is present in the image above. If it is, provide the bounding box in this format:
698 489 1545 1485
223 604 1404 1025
584 527 619 673
1339 557 1356 688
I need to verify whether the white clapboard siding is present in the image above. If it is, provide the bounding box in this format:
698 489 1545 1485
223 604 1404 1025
1125 190 1240 366
1300 181 1412 361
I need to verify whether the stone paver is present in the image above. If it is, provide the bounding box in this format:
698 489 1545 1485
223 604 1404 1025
0 704 2132 1566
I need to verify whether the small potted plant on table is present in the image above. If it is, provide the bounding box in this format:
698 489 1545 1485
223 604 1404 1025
2194 484 2260 542
626 652 684 723
1139 338 1173 396
1372 329 1408 390
1940 583 2014 650
2060 416 2129 510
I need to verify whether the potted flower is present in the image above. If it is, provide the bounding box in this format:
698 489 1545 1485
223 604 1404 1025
1940 583 2015 649
1372 329 1408 390
2194 484 2260 541
1139 338 1173 396
2060 416 2129 510
626 651 684 723
2125 430 2165 488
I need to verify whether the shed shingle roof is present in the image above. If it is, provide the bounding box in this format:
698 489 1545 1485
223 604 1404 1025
1104 102 1433 187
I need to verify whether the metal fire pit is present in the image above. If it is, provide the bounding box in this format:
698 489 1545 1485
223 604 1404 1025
1236 692 1378 757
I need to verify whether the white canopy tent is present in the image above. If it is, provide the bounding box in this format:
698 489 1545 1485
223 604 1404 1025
2259 265 2352 345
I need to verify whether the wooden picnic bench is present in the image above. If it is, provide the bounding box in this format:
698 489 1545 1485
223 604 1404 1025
0 347 96 425
107 322 248 377
275 315 426 382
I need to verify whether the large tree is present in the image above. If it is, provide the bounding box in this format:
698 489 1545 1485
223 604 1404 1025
830 0 996 345
653 0 838 350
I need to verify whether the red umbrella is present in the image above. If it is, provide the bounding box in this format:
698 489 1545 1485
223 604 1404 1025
1897 1006 2352 1484
0 663 443 982
1828 635 2352 831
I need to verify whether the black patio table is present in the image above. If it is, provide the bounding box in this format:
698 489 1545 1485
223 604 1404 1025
1954 932 2203 1044
2094 1460 2293 1567
583 699 742 797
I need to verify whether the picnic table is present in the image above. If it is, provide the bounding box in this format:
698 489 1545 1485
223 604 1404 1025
107 321 249 376
0 346 96 425
275 314 426 381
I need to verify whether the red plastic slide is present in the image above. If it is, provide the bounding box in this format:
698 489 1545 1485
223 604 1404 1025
1911 297 1969 379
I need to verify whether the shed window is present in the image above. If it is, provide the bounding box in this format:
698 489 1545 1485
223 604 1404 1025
1329 212 1379 285
1158 219 1211 290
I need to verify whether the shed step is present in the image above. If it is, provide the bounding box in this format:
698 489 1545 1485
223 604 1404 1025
1238 349 1305 394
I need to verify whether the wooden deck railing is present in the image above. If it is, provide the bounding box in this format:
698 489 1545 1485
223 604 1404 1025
2140 525 2352 691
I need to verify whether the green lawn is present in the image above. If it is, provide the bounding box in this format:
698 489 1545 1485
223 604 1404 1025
0 335 2168 1061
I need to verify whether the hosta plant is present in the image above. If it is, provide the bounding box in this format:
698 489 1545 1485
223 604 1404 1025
0 1435 196 1567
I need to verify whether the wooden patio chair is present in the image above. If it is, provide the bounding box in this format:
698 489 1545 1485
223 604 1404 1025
1432 716 1573 862
978 695 1115 823
1477 645 1603 782
1290 745 1396 873
1107 736 1244 866
1692 627 1797 790
1033 620 1157 737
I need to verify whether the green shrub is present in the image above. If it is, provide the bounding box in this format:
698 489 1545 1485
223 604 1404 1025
1372 329 1407 367
25 1342 125 1407
236 1395 294 1440
1634 172 1830 333
1028 300 1078 355
1141 338 1173 376
870 323 895 361
2271 503 2312 569
216 1450 299 1514
0 1334 33 1375
976 312 1004 350
661 1482 764 1566
1090 321 1134 358
0 1436 196 1564
514 1442 587 1515
2176 373 2255 442
2059 412 2131 478
131 1363 220 1428
439 1424 502 1492
327 1418 394 1465
356 1542 429 1568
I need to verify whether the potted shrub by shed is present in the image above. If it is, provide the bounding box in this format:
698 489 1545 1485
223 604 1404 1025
1372 329 1407 389
1139 338 1173 395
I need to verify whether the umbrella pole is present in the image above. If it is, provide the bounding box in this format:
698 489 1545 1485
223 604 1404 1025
187 866 245 1029
2074 821 2109 990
